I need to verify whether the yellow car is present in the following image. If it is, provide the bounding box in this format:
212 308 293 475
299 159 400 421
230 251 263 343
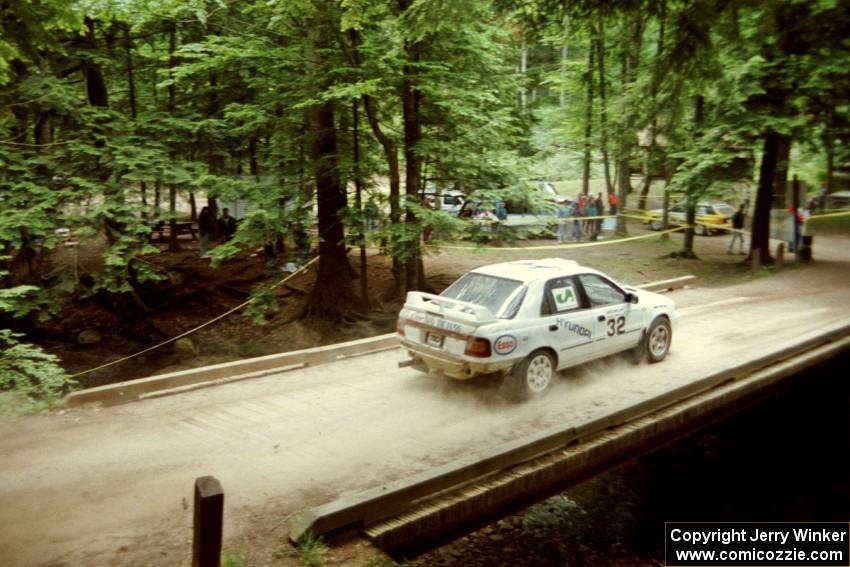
644 201 735 236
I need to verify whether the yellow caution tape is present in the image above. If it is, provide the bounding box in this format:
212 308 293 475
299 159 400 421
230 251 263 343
432 226 685 252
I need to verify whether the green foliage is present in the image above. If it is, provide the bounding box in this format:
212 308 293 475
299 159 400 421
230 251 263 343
295 532 328 567
0 329 77 417
242 284 279 326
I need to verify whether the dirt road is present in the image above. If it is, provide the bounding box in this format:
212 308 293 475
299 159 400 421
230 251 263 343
1 237 848 567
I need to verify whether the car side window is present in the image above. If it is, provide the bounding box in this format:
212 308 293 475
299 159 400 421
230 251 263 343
540 276 584 316
578 274 626 307
697 205 711 215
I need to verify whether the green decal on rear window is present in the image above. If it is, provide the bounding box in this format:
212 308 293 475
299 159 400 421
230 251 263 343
552 285 578 311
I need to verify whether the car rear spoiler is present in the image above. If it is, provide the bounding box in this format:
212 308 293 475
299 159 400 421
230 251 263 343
405 291 498 324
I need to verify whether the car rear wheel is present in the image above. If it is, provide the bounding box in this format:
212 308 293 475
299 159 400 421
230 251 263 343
645 316 672 363
694 223 707 236
504 349 555 401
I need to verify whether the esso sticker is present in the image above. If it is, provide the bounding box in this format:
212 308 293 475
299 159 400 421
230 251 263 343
493 335 517 355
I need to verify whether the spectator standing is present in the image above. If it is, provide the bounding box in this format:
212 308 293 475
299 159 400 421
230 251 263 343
218 207 236 241
572 196 584 242
607 192 619 216
364 196 380 231
727 204 746 255
595 192 604 232
556 199 570 243
198 206 214 258
587 195 598 239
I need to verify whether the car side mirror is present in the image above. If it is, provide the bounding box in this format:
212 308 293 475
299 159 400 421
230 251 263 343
626 292 639 304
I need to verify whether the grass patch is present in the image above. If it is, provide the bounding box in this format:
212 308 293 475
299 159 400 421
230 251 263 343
295 532 328 567
221 550 246 567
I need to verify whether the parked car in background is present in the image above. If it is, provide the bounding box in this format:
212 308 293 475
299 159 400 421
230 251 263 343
826 190 850 210
397 258 678 400
422 186 466 215
644 200 735 236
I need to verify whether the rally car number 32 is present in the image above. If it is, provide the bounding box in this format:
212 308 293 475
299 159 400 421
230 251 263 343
396 258 679 400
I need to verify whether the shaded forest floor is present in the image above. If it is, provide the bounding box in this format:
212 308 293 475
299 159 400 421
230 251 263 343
22 214 847 390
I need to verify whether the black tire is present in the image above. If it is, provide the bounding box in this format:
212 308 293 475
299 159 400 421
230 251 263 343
504 349 556 401
645 316 672 363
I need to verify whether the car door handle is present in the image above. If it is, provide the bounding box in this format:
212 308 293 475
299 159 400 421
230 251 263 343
598 315 605 322
549 324 558 331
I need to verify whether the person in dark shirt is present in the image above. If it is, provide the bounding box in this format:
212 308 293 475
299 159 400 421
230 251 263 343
727 204 746 255
198 206 214 258
219 207 236 241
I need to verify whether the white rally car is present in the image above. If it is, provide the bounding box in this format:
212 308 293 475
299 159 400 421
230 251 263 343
397 258 679 400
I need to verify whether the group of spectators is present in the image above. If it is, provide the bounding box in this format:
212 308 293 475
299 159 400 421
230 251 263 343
197 206 237 258
555 192 619 243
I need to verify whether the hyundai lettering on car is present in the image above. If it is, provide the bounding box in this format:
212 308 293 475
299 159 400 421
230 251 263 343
396 258 679 400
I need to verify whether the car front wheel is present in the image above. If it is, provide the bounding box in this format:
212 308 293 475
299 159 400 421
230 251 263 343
694 223 707 236
649 219 662 231
645 316 672 362
505 349 556 401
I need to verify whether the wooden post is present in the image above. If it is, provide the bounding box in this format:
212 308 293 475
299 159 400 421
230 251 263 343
193 476 223 567
776 242 785 269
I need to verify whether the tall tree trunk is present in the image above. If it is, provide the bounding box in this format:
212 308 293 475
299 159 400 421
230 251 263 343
400 1 424 292
751 131 778 266
773 134 791 209
303 15 356 319
304 98 356 318
595 24 613 196
824 109 834 191
614 13 644 235
519 37 528 110
82 18 109 108
638 1 665 210
353 100 370 309
559 45 568 107
349 28 404 299
167 20 180 251
680 95 704 257
582 39 594 196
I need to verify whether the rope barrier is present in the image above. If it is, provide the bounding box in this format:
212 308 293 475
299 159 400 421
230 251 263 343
69 256 320 379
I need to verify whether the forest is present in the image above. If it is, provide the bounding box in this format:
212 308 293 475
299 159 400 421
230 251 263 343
2 0 849 410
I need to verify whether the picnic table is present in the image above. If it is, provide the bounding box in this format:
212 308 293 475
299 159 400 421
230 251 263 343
149 220 198 241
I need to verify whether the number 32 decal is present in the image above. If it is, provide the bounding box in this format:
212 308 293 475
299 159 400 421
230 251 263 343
607 316 625 336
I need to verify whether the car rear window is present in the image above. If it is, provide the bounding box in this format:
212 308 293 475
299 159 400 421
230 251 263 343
441 273 525 317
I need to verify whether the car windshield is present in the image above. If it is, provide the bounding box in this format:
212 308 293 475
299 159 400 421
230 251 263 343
441 273 524 317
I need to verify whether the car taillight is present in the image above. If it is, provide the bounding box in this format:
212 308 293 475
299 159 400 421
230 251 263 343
717 217 725 224
396 318 405 336
464 337 491 357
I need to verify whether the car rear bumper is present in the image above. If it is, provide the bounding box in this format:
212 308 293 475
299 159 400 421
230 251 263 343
401 340 516 380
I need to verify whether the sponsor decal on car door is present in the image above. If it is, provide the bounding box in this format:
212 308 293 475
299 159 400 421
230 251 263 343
539 277 598 368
